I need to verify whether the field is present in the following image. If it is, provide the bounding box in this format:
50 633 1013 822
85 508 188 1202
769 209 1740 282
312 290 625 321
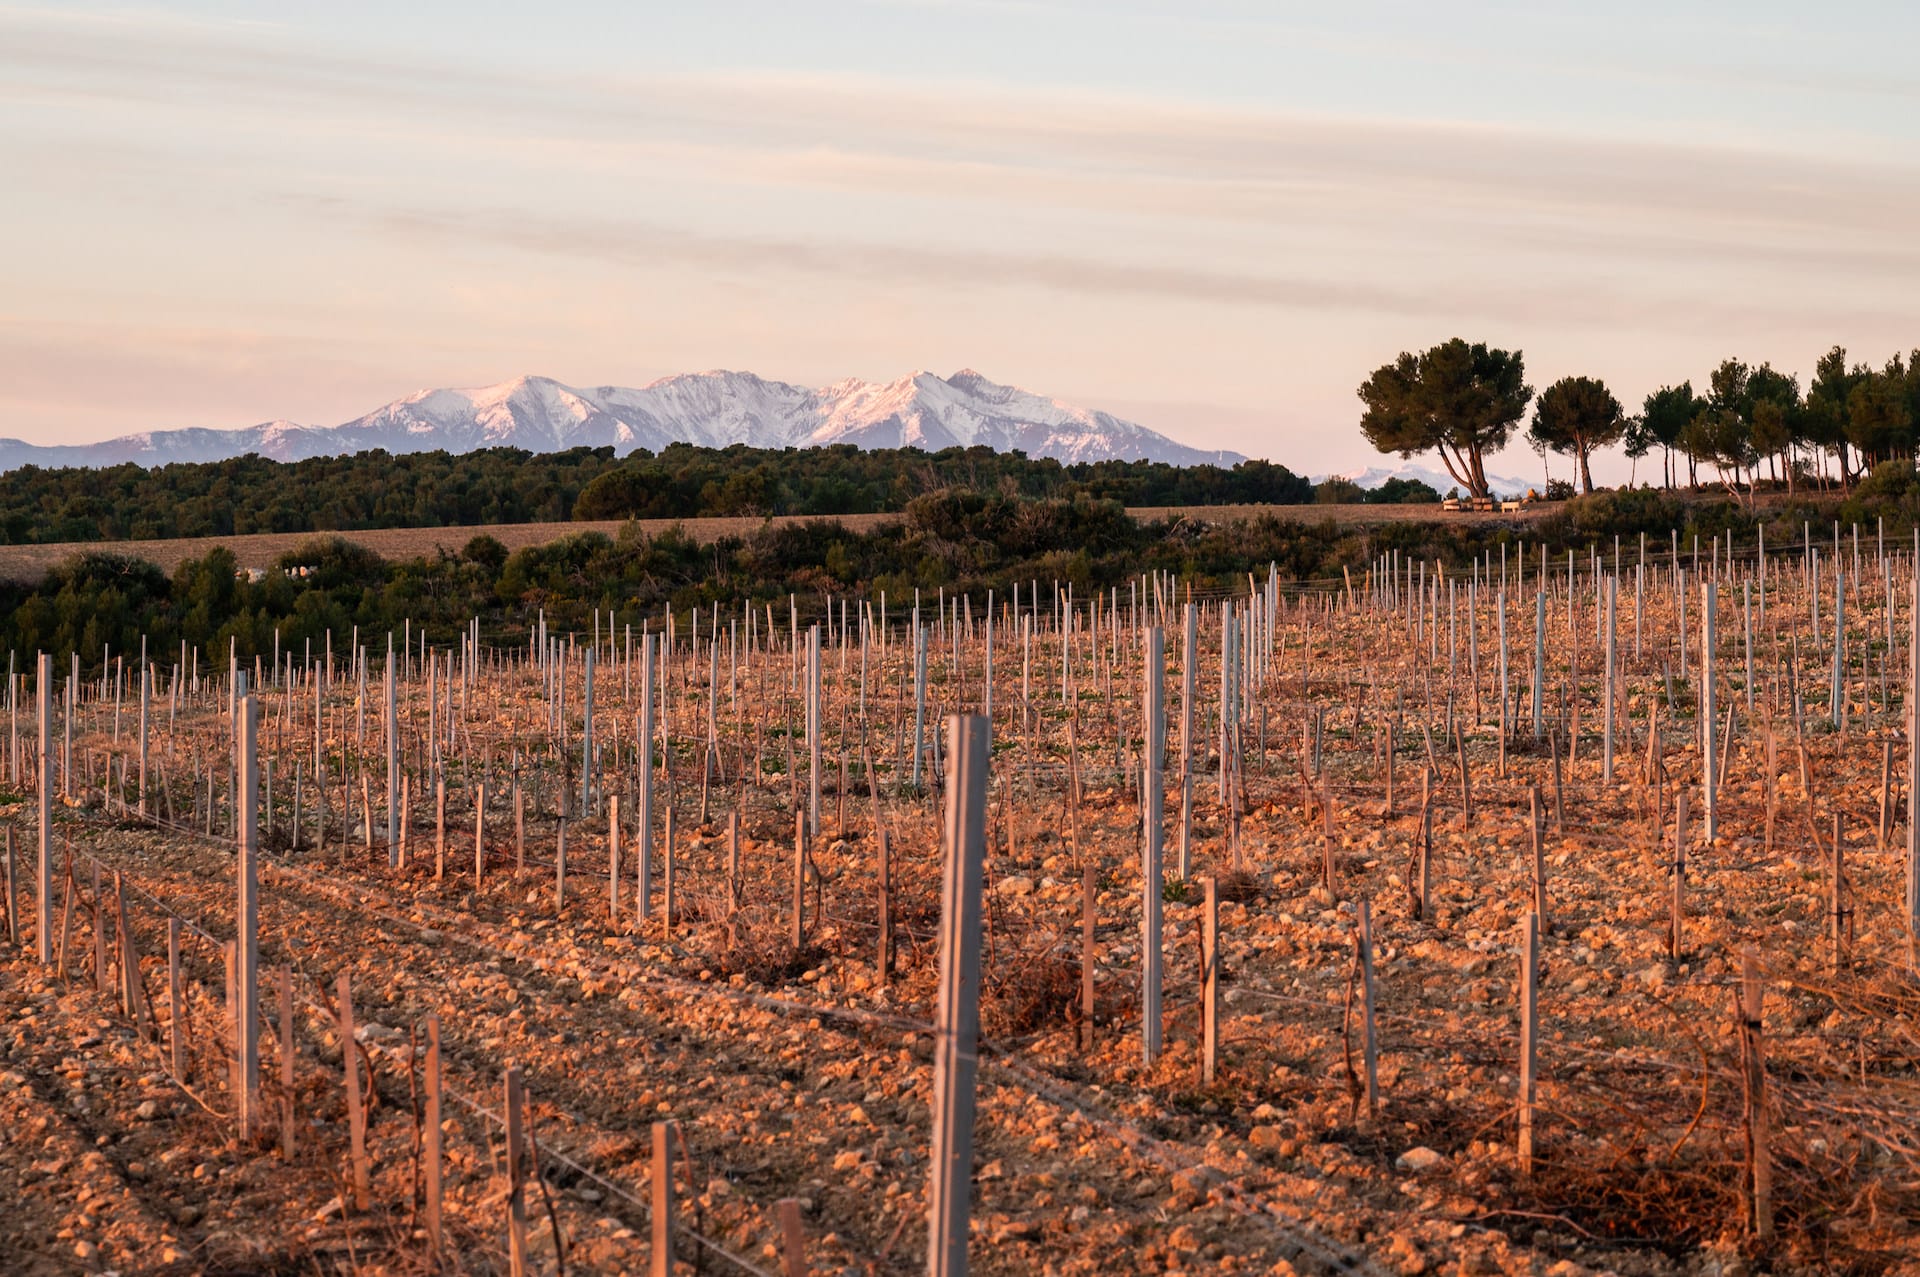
0 532 1916 1275
0 515 887 584
0 502 1549 583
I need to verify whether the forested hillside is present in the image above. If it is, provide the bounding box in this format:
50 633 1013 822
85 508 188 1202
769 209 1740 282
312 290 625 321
0 444 1312 544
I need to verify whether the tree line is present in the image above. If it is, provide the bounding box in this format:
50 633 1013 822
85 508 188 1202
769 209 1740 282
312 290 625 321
1359 338 1920 501
12 473 1920 678
0 492 1323 671
0 443 1314 545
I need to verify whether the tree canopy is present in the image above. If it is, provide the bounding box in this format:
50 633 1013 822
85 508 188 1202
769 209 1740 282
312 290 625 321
1528 376 1624 494
1357 338 1532 499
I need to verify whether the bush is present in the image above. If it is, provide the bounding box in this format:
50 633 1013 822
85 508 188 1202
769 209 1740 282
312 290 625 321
1856 459 1917 502
1367 476 1439 504
1315 477 1365 504
462 534 508 575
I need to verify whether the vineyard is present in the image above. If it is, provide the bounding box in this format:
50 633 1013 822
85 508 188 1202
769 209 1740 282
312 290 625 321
2 525 1918 1275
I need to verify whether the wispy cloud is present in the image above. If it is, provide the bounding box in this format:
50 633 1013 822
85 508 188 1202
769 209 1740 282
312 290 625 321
9 4 1917 241
13 6 1917 314
351 203 1920 336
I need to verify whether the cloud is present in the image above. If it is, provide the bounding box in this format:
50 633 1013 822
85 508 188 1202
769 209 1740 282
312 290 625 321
352 203 1920 337
8 3 1918 250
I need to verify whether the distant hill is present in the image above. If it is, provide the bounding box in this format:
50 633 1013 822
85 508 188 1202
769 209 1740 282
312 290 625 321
0 369 1242 471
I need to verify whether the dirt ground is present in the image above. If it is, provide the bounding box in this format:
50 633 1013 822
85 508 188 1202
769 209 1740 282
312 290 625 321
1 551 1915 1274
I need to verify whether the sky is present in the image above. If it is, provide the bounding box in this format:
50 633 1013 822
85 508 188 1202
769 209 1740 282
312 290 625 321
4 1 1919 484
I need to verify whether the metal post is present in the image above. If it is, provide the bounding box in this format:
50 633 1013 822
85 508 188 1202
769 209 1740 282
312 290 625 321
927 714 989 1277
639 635 655 920
138 662 149 819
35 653 50 964
1832 569 1845 731
807 624 821 837
1703 582 1717 843
385 639 398 866
1910 547 1920 967
911 618 927 790
582 647 595 817
1178 603 1197 878
236 694 260 1140
1141 626 1164 1064
1603 577 1616 783
1532 588 1545 739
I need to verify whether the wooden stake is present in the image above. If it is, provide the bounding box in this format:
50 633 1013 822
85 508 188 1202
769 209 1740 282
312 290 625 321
1549 728 1565 832
279 966 295 1159
792 810 807 952
1529 786 1548 934
650 1119 677 1275
777 1198 806 1277
608 793 621 924
1357 897 1379 1118
167 917 184 1080
338 971 370 1211
1456 729 1472 829
1670 791 1687 963
1200 875 1219 1085
1738 949 1772 1242
1079 862 1095 1050
1831 812 1848 974
877 829 892 983
424 1014 443 1256
663 805 676 931
506 1066 529 1277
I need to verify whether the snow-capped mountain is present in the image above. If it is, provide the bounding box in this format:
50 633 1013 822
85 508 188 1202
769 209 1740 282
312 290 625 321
1313 461 1533 498
0 370 1243 471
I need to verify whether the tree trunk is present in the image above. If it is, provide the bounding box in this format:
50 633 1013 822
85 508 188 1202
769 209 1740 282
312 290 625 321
1434 447 1475 498
1577 447 1594 494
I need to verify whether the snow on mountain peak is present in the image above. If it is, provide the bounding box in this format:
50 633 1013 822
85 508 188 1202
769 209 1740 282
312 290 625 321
1310 460 1533 497
0 370 1245 472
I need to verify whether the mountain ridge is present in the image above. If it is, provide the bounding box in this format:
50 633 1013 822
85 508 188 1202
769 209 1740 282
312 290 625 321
1312 460 1534 497
0 369 1244 472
